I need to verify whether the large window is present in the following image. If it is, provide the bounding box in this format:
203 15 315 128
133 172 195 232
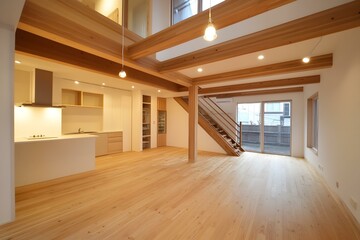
172 0 225 25
237 101 292 156
307 93 319 152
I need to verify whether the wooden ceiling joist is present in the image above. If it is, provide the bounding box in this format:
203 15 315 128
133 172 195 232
194 54 332 85
18 0 192 87
199 75 320 95
159 1 360 73
208 87 303 98
15 30 182 92
127 0 294 59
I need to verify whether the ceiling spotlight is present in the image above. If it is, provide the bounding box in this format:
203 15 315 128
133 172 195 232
131 85 135 89
157 89 161 93
74 81 80 84
197 67 203 73
302 57 310 63
102 83 106 86
15 60 21 64
257 55 265 60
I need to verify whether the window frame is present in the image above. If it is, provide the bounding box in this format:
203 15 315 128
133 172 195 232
307 93 319 153
171 0 224 25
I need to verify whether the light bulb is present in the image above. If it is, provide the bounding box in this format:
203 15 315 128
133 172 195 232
302 57 310 63
203 22 217 41
257 55 265 60
119 69 126 78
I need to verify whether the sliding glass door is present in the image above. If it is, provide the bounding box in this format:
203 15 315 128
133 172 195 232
237 101 291 156
237 103 261 152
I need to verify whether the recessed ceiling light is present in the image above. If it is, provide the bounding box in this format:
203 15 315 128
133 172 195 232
102 83 106 86
257 55 265 60
131 85 135 89
302 57 310 63
15 60 21 64
157 89 161 93
197 67 203 73
74 81 80 84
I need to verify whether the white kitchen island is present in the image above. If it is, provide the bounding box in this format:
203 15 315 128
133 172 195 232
15 134 96 187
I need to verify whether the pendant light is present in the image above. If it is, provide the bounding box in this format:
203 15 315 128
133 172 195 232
119 3 126 78
302 37 322 64
203 0 217 41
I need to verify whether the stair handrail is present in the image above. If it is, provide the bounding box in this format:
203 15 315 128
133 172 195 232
202 97 242 134
198 97 242 145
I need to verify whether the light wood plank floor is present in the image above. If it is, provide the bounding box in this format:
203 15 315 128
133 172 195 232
1 147 359 240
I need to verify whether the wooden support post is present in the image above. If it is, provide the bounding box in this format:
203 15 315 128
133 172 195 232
188 85 198 163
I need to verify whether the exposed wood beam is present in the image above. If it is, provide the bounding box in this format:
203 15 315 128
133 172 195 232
15 30 182 92
127 0 294 59
194 54 332 85
18 0 192 87
159 1 360 72
199 75 320 95
208 87 303 98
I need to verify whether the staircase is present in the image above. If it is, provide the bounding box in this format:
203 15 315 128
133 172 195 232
174 97 244 156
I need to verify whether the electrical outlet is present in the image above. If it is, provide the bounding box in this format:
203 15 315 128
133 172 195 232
350 197 358 210
336 181 339 188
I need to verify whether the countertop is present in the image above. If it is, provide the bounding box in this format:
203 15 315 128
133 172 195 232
15 134 97 143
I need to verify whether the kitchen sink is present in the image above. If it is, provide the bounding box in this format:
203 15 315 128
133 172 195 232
65 131 98 135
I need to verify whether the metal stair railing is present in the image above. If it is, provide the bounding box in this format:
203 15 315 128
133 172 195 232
198 97 242 147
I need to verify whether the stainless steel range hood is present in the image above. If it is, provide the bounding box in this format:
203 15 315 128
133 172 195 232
22 69 61 108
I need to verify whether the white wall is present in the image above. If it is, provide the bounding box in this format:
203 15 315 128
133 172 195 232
14 107 62 138
151 0 170 34
216 92 304 157
94 0 123 24
167 98 226 154
0 0 26 225
304 28 360 224
53 77 132 152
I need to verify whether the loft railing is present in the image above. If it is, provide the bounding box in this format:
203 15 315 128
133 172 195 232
198 97 242 147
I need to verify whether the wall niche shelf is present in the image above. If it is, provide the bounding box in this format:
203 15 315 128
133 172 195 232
61 89 103 108
142 95 151 150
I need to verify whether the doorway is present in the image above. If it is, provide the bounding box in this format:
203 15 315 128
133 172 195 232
237 101 291 156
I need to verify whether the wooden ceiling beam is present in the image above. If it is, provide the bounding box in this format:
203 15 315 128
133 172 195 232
199 75 320 95
15 30 182 92
18 0 192 87
159 1 360 72
194 54 332 85
207 87 303 98
127 0 294 59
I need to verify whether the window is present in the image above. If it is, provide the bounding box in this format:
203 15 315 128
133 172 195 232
172 0 225 25
307 93 318 151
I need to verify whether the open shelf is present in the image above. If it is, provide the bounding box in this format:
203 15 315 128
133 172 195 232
61 89 103 108
142 95 151 150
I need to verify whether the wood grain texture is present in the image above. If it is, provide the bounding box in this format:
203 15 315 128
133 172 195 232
159 1 360 72
194 54 332 85
207 87 304 98
127 0 294 59
15 30 183 92
18 0 192 87
188 86 199 162
0 147 359 239
199 75 320 95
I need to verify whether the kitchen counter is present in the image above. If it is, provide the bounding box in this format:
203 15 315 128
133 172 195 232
15 134 96 187
15 133 96 143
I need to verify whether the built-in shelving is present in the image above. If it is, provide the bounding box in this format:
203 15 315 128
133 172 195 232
157 97 167 147
61 89 103 108
142 95 151 149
